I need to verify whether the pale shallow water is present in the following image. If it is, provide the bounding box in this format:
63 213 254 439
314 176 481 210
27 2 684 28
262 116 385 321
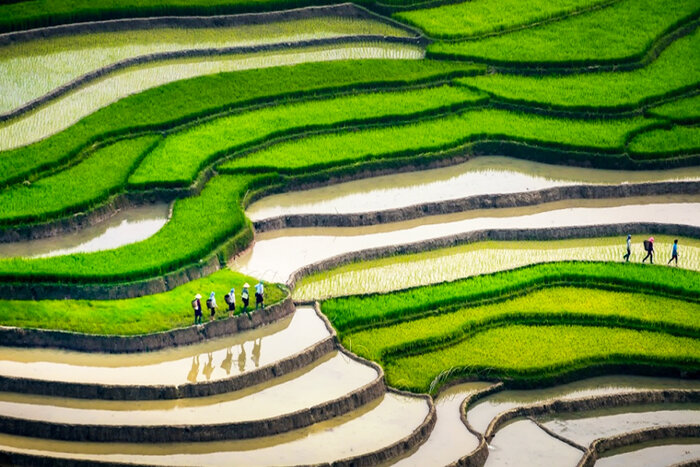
596 439 700 467
484 419 583 467
391 382 492 466
0 43 424 150
0 307 329 385
0 392 429 466
247 156 700 220
0 351 377 425
0 203 170 258
236 197 700 283
466 375 700 435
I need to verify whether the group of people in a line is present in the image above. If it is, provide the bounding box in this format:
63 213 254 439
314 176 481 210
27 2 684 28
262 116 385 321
191 281 265 325
623 235 679 265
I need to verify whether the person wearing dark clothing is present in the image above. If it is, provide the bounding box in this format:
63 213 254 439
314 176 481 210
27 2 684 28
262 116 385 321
192 293 203 325
255 281 265 310
642 237 654 264
225 288 236 318
668 239 679 265
206 291 217 322
623 234 631 262
241 283 251 318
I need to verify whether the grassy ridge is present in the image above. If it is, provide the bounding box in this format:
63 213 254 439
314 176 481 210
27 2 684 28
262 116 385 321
220 109 655 172
648 94 700 122
394 0 610 39
130 85 485 187
0 175 256 282
0 269 286 335
321 262 700 332
0 60 481 187
428 0 700 65
0 136 159 225
628 125 700 155
385 324 700 392
456 28 700 111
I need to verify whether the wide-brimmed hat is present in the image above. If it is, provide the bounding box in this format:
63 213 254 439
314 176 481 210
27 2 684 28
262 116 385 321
243 283 250 288
195 293 202 299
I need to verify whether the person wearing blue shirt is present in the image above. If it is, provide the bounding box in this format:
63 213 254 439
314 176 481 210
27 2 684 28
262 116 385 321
255 281 265 310
207 291 217 322
668 239 679 265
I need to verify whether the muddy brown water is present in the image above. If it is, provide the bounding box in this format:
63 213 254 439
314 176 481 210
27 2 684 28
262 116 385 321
247 156 700 220
0 392 429 466
236 197 700 282
596 438 700 467
0 350 377 425
0 307 329 385
0 203 169 258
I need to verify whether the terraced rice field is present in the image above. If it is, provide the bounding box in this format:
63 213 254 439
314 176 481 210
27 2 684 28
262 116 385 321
0 0 698 464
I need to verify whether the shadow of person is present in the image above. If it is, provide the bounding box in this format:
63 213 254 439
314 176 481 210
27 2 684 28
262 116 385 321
221 346 233 375
237 343 247 373
202 352 215 381
187 355 200 383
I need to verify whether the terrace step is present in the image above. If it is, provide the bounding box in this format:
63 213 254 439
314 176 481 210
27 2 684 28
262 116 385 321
0 391 433 466
0 350 383 442
0 306 333 399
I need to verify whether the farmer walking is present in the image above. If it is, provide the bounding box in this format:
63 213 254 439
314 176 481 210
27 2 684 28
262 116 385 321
192 293 203 325
623 234 631 262
668 239 679 265
206 291 217 322
242 283 251 315
642 237 654 264
255 281 265 310
225 287 236 318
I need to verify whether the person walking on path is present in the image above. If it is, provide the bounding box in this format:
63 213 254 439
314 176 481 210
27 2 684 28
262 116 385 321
242 283 251 316
225 287 236 318
623 234 632 262
192 293 203 325
206 291 217 322
668 239 679 265
255 281 265 310
642 237 655 264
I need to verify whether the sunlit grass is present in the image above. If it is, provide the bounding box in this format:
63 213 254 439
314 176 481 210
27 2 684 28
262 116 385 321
628 125 700 155
295 236 700 300
648 94 700 121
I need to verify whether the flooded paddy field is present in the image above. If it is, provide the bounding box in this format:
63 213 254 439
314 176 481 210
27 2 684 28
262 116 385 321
595 438 700 467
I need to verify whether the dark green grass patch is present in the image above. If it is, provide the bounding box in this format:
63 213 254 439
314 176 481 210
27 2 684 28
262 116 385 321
394 0 611 39
219 109 655 172
0 136 159 225
628 125 700 156
0 175 255 282
0 60 483 188
0 269 285 335
648 94 700 122
129 85 486 188
456 28 700 111
428 0 699 66
385 324 700 392
322 262 700 333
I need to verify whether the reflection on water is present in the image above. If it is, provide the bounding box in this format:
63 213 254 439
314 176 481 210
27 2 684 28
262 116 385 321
0 307 329 385
247 156 700 220
597 439 700 467
0 203 170 258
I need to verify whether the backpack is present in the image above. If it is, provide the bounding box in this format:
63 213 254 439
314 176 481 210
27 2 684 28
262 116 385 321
191 299 198 310
206 298 213 309
643 240 651 252
224 293 232 305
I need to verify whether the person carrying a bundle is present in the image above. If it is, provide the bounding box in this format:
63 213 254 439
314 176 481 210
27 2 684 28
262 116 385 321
206 291 217 322
642 237 654 264
241 283 251 315
192 293 203 325
623 234 631 262
225 288 236 318
668 239 679 266
255 281 265 310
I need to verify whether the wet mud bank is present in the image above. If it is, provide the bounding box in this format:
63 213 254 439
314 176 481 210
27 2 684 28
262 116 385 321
254 181 700 232
287 222 700 288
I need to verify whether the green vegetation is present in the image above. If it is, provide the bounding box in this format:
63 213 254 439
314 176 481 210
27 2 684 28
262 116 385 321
648 94 700 121
456 28 700 110
0 136 159 225
428 0 700 65
0 18 412 113
0 59 482 187
628 125 700 155
386 324 700 392
295 236 700 300
130 85 485 187
0 269 286 335
321 261 700 332
0 175 255 282
220 110 655 172
394 0 610 39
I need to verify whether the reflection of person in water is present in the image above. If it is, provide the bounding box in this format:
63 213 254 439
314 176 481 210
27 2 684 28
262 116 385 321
187 355 200 383
237 343 247 373
221 347 233 375
202 352 215 381
252 338 262 368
